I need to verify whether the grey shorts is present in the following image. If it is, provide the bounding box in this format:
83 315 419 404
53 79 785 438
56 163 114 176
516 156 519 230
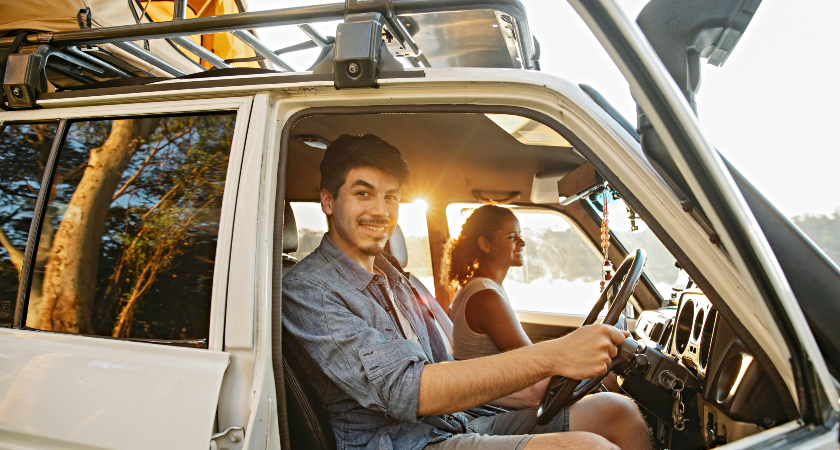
425 408 570 450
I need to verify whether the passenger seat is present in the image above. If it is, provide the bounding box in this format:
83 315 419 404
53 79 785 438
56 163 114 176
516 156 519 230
385 225 455 352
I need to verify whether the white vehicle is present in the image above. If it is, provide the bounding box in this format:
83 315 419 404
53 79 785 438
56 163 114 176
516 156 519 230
0 0 837 449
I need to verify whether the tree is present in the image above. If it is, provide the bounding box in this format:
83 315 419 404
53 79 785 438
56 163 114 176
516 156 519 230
28 119 158 333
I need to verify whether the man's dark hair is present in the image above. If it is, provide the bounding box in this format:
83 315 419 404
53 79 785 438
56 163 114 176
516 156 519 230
319 134 410 196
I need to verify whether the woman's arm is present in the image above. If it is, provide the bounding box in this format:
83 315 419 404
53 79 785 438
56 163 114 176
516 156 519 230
464 289 548 408
464 289 532 351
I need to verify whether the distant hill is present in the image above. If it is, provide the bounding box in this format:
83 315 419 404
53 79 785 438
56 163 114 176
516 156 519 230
790 209 840 267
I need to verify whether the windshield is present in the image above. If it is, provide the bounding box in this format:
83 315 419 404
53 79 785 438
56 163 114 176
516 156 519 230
589 190 679 299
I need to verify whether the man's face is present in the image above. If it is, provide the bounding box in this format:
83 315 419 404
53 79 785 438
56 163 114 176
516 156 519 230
321 166 401 257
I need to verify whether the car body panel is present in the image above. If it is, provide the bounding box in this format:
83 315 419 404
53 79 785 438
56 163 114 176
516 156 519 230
0 328 229 450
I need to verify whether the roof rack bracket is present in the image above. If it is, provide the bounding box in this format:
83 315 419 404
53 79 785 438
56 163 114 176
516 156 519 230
3 51 46 108
333 12 385 89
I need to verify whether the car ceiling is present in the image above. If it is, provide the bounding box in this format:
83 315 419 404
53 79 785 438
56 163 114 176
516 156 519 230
285 113 586 203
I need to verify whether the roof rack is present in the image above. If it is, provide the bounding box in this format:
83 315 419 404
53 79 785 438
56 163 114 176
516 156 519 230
0 0 537 108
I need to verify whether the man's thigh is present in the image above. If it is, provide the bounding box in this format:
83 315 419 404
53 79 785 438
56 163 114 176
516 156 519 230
471 408 570 436
424 409 569 450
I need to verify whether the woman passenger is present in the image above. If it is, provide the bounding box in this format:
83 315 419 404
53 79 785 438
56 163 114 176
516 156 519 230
441 205 547 408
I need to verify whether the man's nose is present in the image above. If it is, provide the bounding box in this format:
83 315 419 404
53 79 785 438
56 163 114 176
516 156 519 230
369 195 389 217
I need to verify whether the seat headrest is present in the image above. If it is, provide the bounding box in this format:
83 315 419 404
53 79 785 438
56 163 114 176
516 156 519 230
385 225 408 269
283 203 299 253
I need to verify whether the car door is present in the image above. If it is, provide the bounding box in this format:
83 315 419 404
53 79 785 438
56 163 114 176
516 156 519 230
565 0 839 443
0 96 253 450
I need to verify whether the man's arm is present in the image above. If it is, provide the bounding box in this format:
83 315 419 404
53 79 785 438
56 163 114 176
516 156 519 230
489 378 549 409
417 324 628 416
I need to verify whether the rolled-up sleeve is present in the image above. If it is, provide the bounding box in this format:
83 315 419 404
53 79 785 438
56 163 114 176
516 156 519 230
282 277 428 423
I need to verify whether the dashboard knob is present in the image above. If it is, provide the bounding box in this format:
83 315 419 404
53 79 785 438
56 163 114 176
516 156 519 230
635 354 649 367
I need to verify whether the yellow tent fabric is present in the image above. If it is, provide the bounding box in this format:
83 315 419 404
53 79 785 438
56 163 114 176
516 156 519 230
145 0 260 69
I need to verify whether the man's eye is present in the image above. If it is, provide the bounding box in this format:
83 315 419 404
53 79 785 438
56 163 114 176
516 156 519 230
356 191 370 197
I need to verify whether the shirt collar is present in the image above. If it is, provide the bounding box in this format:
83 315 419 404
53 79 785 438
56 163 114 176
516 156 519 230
318 233 403 291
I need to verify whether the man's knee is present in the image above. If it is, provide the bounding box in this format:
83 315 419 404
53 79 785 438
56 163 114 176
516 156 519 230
571 393 646 433
524 432 619 450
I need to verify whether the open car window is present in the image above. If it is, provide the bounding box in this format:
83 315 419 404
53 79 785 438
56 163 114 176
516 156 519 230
446 203 604 316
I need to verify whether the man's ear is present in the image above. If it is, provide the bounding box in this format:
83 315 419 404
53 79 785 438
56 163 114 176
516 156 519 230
477 236 491 254
320 188 334 216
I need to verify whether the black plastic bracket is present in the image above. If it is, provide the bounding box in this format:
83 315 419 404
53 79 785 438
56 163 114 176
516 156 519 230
3 45 110 108
333 13 385 89
3 51 47 108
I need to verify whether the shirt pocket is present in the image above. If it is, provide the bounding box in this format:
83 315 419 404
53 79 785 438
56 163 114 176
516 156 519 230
371 307 398 340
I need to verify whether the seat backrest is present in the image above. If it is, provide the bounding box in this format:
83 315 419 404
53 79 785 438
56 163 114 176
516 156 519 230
282 203 300 278
282 329 337 450
385 225 454 349
280 204 336 450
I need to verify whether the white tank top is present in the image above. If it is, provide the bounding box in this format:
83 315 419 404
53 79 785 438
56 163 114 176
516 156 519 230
447 277 509 360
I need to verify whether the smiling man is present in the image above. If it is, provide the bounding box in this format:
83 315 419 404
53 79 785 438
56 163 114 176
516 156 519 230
281 134 652 450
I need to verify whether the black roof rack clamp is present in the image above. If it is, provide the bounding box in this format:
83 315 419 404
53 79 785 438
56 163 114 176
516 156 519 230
333 12 385 89
3 45 108 109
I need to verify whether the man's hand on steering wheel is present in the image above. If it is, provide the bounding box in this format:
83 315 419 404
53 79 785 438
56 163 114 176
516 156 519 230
535 249 646 425
555 324 630 380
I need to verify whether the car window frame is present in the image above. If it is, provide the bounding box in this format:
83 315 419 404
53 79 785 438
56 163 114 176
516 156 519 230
0 96 253 350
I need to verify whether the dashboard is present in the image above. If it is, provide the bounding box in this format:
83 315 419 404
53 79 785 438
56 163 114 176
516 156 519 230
625 290 789 448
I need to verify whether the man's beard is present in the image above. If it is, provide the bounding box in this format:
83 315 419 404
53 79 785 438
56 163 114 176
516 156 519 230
335 215 391 256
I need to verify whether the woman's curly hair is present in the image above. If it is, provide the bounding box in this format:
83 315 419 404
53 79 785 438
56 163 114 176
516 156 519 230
441 205 516 289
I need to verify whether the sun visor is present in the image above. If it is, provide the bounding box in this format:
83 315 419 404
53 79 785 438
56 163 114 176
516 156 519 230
485 114 573 147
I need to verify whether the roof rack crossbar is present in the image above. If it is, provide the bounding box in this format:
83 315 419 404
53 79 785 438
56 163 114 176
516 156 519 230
112 41 187 77
171 36 233 69
173 0 189 21
0 3 346 49
231 30 293 72
297 24 330 48
0 0 535 67
63 46 135 78
274 40 319 56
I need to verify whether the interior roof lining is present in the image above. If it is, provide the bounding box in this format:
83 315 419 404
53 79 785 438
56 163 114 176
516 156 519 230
272 103 798 421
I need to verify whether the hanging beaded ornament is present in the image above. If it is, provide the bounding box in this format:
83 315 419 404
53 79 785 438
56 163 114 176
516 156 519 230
600 184 613 292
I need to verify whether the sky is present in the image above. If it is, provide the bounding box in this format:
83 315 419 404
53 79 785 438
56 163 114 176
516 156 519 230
250 0 840 218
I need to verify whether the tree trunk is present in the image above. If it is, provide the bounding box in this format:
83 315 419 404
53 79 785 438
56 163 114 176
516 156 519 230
33 119 157 333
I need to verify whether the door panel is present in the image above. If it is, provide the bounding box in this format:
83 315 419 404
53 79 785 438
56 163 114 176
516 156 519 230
0 328 228 450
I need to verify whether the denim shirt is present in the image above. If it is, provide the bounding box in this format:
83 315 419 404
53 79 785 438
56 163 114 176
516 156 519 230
282 234 473 450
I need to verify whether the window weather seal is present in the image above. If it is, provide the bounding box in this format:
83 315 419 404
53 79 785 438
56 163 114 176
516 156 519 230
13 118 69 328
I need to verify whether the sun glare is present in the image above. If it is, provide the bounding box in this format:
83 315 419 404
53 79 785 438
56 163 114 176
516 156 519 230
413 199 428 211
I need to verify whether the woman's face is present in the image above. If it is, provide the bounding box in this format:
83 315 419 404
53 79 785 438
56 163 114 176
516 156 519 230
482 214 526 267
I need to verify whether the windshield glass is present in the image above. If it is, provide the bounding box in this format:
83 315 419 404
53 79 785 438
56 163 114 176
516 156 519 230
589 191 679 299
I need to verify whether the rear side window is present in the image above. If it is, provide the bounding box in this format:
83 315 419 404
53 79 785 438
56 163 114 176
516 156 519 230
0 123 59 326
17 114 235 343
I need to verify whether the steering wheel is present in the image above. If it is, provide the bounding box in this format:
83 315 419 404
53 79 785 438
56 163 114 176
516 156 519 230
535 249 646 425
